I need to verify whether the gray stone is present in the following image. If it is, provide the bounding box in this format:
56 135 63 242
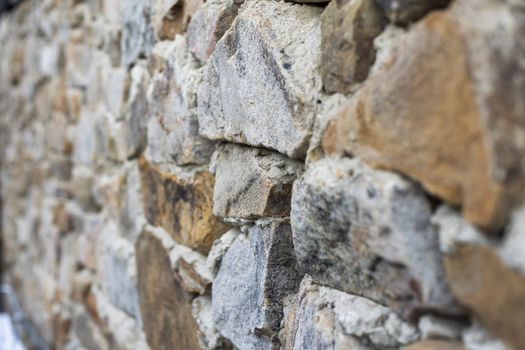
376 0 451 26
197 1 324 159
192 296 233 350
281 276 419 350
213 144 303 220
212 220 301 350
321 0 386 94
291 158 458 318
186 0 239 64
146 37 215 165
418 315 463 340
205 228 239 278
122 0 155 66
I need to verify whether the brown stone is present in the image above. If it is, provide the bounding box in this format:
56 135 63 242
405 340 465 350
138 156 229 253
323 9 521 231
152 0 203 40
136 228 201 350
321 0 385 94
445 245 525 350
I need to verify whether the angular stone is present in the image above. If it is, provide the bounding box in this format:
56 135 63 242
212 220 301 350
186 0 239 64
213 144 303 220
198 1 323 159
444 244 525 350
376 0 451 25
323 7 525 231
281 276 419 350
405 340 465 350
146 37 214 166
151 0 203 40
122 0 154 66
205 228 239 278
138 156 229 253
321 0 385 94
192 296 233 350
291 158 458 318
136 227 201 350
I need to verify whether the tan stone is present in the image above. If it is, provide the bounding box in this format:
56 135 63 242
405 340 465 350
138 157 228 253
136 228 201 350
152 0 203 40
320 0 385 94
323 10 519 231
445 245 525 350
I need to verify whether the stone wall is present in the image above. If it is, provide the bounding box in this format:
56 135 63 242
0 0 524 349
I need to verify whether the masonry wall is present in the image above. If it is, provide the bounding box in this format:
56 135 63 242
0 0 525 349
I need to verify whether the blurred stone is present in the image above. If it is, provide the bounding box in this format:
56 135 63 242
138 157 229 253
192 296 233 350
136 227 201 350
213 144 303 220
122 0 154 66
321 0 385 94
198 0 323 159
376 0 450 25
405 340 464 350
152 0 203 40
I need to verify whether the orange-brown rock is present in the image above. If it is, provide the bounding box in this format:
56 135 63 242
138 157 228 253
136 228 201 350
445 245 525 350
323 9 522 231
405 340 465 350
152 0 204 40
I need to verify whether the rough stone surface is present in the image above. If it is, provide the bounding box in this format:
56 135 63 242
152 0 203 40
146 37 215 166
136 227 201 350
122 0 155 66
323 5 525 231
138 156 229 253
212 220 301 350
213 144 303 220
291 158 458 318
192 296 233 350
198 0 324 159
321 0 386 94
186 0 239 64
281 276 419 350
405 340 465 350
376 0 451 25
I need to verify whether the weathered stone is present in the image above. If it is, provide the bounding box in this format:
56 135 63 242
213 144 303 220
151 0 203 40
205 228 239 278
198 1 323 159
376 0 451 25
122 0 154 66
321 0 385 94
146 37 214 166
136 227 201 350
323 7 525 231
291 158 458 318
281 276 419 350
138 156 228 253
186 0 239 64
212 220 301 350
444 245 525 350
417 315 463 341
192 296 233 350
462 322 510 350
405 340 464 350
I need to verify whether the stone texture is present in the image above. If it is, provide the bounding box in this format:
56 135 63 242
213 144 303 220
321 0 385 94
376 0 451 25
146 37 214 166
323 6 525 231
122 0 155 66
136 227 201 350
152 0 203 40
212 220 301 350
291 158 458 318
192 296 233 350
186 0 239 64
281 276 419 349
198 0 323 159
405 340 465 350
138 156 228 253
445 245 525 350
